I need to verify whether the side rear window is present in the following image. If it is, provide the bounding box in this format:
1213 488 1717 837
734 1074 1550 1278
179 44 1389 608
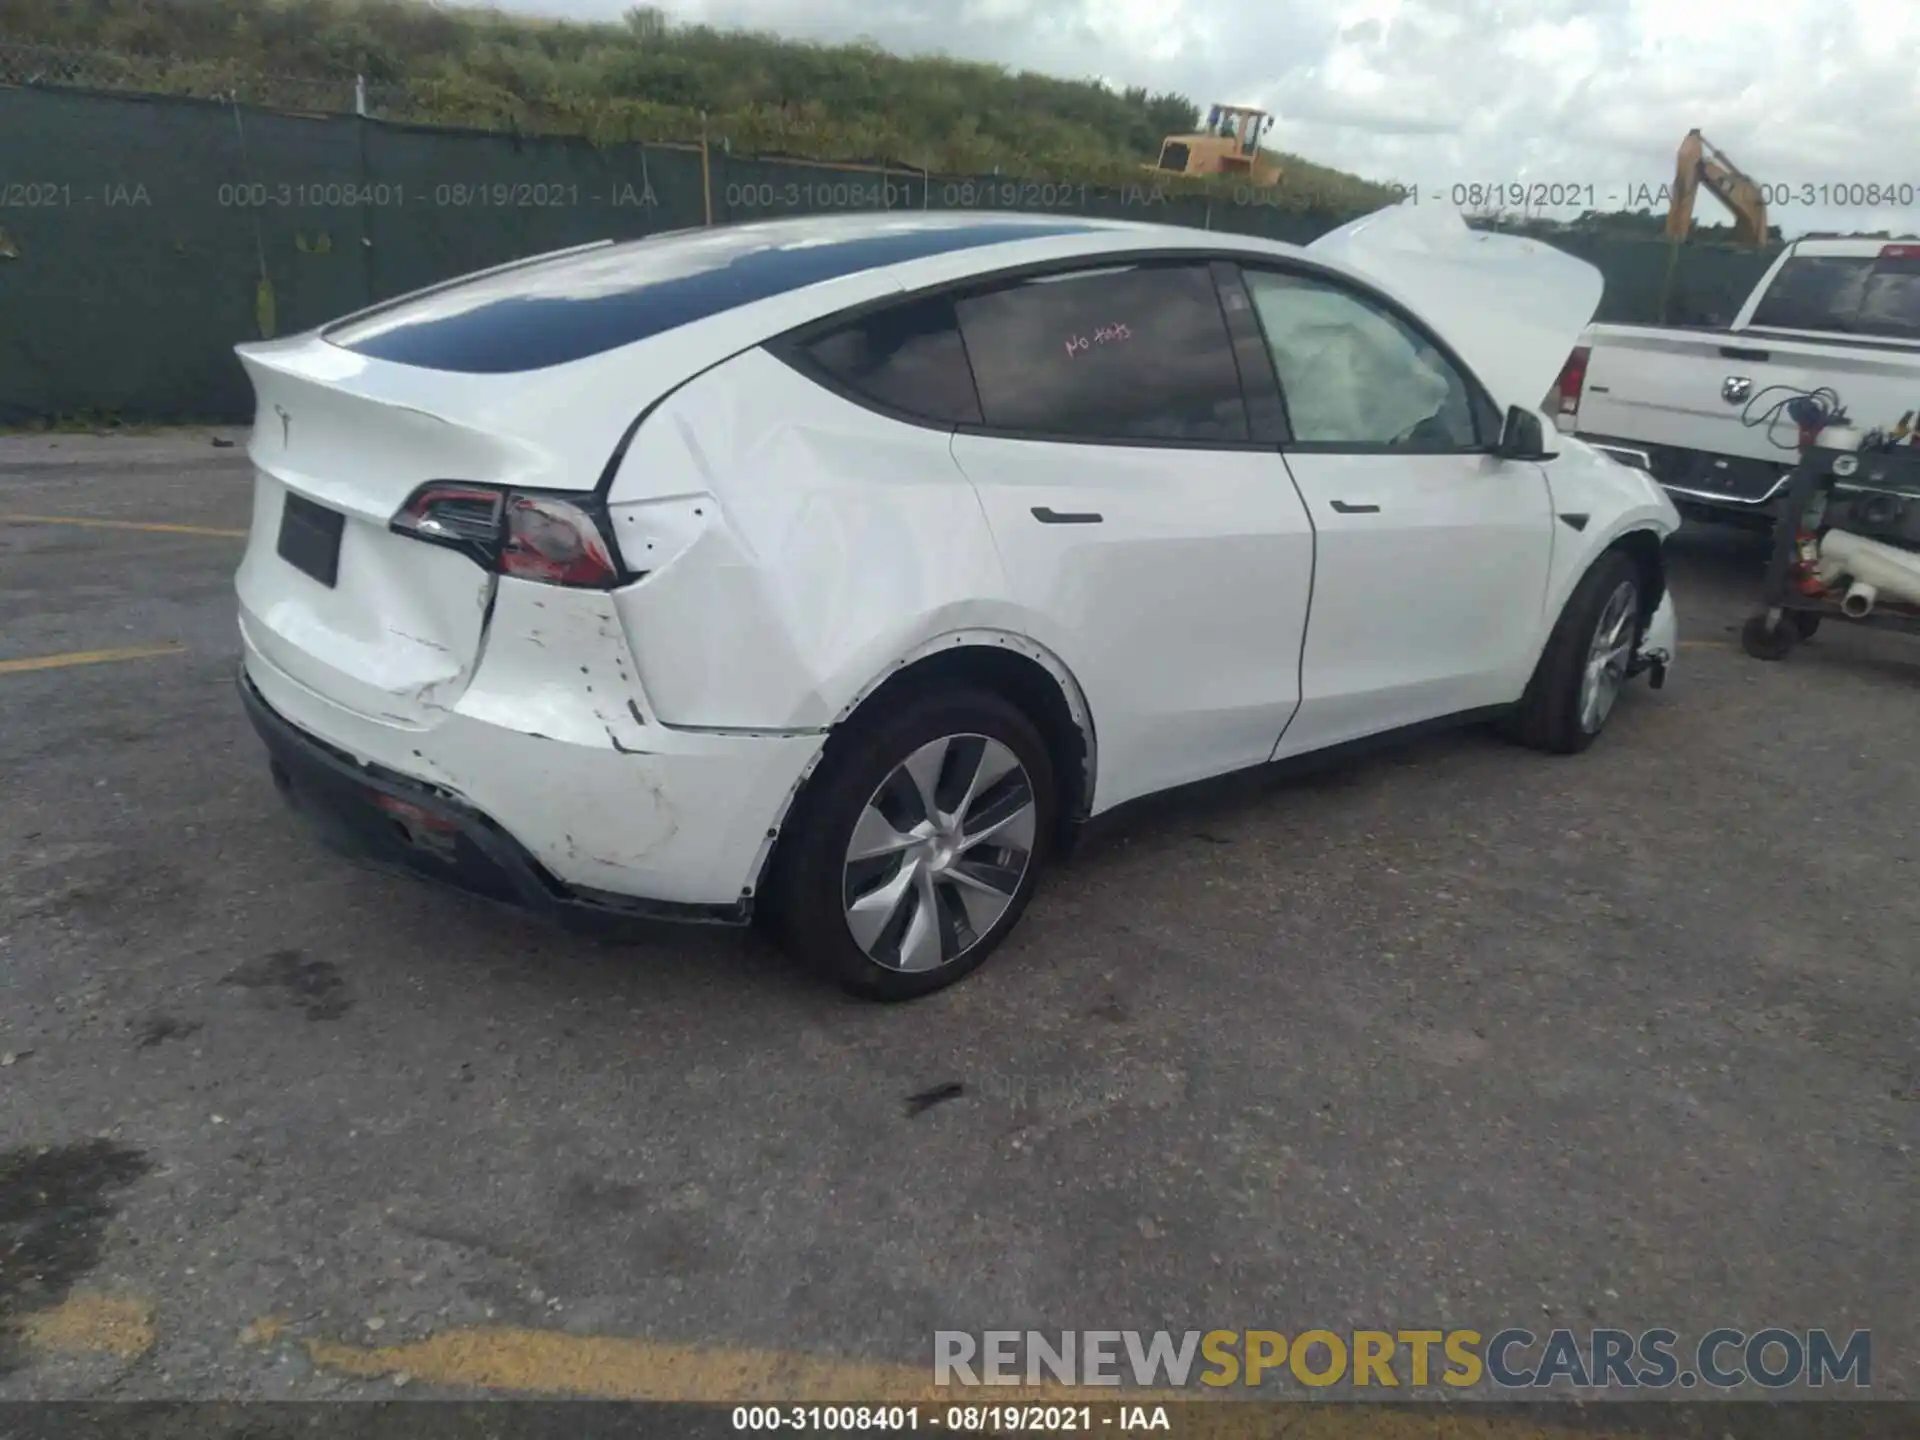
802 295 983 425
953 263 1250 443
1856 252 1920 339
1748 256 1874 332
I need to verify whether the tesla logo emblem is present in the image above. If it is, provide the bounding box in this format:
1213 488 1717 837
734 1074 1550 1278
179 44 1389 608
1722 376 1752 404
274 404 292 446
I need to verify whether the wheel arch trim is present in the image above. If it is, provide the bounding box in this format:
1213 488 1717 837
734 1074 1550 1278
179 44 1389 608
831 628 1099 807
744 629 1099 902
1547 519 1670 639
1602 523 1669 622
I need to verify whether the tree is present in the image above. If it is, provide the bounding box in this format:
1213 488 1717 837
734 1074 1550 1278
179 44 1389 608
624 6 668 43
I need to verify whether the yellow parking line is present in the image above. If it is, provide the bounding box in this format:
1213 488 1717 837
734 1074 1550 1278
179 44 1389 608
0 643 187 675
9 1305 1621 1437
18 1294 156 1359
306 1328 955 1403
297 1327 1623 1432
0 512 247 539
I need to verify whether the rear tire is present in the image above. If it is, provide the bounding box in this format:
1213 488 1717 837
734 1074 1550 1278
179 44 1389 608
768 687 1056 1001
1503 550 1643 755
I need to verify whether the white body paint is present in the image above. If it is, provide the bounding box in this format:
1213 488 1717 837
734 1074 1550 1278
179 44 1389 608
235 205 1680 911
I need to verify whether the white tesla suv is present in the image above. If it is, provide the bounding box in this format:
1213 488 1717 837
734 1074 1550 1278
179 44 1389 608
234 204 1679 1000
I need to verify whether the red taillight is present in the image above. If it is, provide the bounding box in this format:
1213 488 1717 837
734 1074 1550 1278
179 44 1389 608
389 482 622 588
501 494 619 587
373 794 457 832
1554 346 1590 416
1880 244 1920 259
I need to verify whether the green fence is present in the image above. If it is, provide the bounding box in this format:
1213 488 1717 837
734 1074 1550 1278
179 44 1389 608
0 84 1786 425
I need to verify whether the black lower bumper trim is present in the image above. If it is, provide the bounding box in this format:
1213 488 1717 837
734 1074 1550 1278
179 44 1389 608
237 668 750 929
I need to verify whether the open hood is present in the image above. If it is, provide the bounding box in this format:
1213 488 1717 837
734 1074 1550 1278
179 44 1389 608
1307 200 1602 417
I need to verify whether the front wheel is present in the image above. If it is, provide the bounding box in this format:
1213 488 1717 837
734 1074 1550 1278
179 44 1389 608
1503 551 1643 755
767 688 1057 1001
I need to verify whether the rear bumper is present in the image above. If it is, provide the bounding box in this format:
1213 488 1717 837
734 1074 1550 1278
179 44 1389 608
239 566 830 913
240 671 751 927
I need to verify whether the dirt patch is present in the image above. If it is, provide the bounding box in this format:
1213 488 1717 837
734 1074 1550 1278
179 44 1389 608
0 1139 151 1373
222 948 352 1021
17 1292 155 1358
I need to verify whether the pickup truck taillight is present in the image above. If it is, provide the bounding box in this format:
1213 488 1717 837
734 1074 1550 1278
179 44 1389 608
391 482 623 588
1553 346 1591 417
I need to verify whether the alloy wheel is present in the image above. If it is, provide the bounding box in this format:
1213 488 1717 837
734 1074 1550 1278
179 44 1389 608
841 733 1039 972
1578 580 1639 734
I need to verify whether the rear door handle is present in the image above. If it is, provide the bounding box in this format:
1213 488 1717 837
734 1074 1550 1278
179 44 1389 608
1330 500 1380 514
1032 506 1103 525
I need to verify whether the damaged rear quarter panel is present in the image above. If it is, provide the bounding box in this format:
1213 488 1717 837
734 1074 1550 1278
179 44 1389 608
245 573 824 904
606 348 1014 732
458 578 655 752
409 578 681 878
441 578 824 899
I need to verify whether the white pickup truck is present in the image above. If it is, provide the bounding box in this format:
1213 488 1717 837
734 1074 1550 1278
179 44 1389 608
1554 238 1920 528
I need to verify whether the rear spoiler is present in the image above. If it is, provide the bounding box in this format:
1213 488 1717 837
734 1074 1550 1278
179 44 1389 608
281 240 621 350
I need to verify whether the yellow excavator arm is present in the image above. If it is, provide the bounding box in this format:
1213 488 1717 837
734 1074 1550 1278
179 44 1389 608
1667 129 1769 247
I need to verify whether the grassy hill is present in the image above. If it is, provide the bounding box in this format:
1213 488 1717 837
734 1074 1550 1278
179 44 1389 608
0 0 1398 211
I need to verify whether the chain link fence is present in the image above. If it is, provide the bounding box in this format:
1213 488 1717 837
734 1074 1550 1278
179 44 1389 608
0 63 1785 424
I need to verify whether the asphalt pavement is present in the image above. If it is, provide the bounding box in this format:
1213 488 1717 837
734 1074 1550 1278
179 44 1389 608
1 433 1915 1416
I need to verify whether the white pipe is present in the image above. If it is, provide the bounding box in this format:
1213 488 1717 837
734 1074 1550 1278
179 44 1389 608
1814 529 1920 613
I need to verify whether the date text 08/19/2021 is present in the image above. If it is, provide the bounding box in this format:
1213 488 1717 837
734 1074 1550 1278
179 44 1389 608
1385 180 1920 209
731 1406 1169 1432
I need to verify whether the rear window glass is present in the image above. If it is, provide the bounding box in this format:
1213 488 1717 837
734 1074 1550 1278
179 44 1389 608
325 220 1097 374
803 295 982 425
1856 254 1920 338
1746 254 1920 336
953 263 1249 443
1748 256 1871 330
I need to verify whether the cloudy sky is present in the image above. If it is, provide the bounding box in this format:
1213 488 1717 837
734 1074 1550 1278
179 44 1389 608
461 0 1920 237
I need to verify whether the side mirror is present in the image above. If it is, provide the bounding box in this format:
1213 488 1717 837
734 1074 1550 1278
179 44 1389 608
1496 404 1558 461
